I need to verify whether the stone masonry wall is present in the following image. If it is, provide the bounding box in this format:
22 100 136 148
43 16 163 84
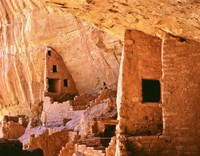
41 97 84 126
44 47 78 101
117 30 163 136
117 31 200 156
127 136 170 156
1 121 25 139
161 34 200 155
28 129 69 156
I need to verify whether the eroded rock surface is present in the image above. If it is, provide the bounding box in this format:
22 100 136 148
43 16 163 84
44 0 200 41
0 0 122 116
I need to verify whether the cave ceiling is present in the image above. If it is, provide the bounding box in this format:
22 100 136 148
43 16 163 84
44 0 200 41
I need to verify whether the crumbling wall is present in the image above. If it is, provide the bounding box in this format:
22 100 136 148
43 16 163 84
1 121 25 139
117 30 163 136
41 89 116 128
106 137 116 156
58 131 80 156
126 136 170 156
0 115 27 139
74 143 106 156
41 97 84 126
27 129 69 156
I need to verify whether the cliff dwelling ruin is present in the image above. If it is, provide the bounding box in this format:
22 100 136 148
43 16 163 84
44 46 78 102
0 0 200 156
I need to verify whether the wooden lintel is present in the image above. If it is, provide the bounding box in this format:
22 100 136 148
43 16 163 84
99 119 119 125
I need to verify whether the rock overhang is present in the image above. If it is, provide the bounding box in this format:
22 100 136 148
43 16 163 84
43 0 200 41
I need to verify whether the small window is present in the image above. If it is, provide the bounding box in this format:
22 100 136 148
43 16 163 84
52 65 57 72
142 79 160 103
64 79 68 87
47 50 51 56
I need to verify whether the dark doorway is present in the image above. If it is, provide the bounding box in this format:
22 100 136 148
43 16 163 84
142 79 160 103
52 65 57 72
48 79 60 92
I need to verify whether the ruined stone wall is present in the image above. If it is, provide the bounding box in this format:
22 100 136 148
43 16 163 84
28 129 69 156
127 136 170 156
117 30 162 136
44 47 78 101
1 121 25 139
106 137 116 156
74 143 106 156
41 97 84 126
161 35 200 155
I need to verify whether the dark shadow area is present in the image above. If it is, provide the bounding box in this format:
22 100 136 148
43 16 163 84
47 50 51 56
100 125 116 147
142 79 160 103
52 65 57 72
48 79 60 92
0 139 43 156
64 79 68 87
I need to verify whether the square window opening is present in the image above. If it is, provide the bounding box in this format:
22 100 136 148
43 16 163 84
52 65 57 72
142 79 160 103
64 79 68 87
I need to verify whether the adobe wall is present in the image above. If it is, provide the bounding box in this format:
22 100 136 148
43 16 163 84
117 30 200 155
161 35 200 155
28 129 69 156
126 136 171 156
1 121 25 139
44 47 78 101
41 97 84 126
117 30 162 136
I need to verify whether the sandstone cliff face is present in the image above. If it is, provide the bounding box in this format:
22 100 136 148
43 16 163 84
44 0 200 41
0 0 122 116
